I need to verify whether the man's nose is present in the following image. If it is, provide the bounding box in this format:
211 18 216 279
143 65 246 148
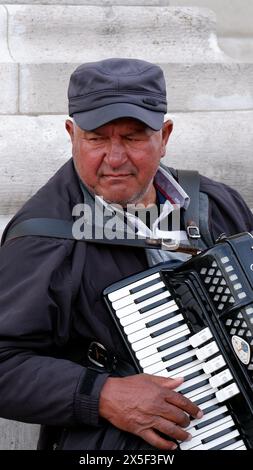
104 141 128 168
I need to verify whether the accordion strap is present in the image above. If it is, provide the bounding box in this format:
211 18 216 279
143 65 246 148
2 217 200 255
176 169 210 250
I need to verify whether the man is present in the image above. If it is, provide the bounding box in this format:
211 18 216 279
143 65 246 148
0 58 252 451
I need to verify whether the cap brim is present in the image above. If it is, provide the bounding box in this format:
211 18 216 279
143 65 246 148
73 103 164 131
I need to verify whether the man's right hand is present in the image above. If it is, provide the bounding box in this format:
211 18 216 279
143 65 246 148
99 373 203 450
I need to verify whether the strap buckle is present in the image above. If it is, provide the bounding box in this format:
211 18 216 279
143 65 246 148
87 341 117 372
187 225 201 239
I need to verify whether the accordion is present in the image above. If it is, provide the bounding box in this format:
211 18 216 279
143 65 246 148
104 232 253 450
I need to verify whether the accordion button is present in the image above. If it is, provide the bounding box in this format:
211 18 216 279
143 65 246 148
221 256 229 264
209 369 233 388
203 355 226 374
238 292 247 299
216 383 240 403
196 341 219 361
188 327 212 348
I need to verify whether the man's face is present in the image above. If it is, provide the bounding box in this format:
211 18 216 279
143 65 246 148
66 117 173 207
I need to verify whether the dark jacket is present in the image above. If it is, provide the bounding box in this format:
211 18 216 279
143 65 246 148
0 158 252 450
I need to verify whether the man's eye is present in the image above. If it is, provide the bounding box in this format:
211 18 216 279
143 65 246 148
87 137 103 141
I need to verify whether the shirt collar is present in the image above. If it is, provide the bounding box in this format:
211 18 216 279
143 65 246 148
154 166 190 210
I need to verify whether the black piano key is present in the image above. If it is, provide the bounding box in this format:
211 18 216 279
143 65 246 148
201 425 235 444
162 345 192 362
158 334 189 352
194 393 216 406
210 436 242 451
146 311 176 328
203 403 221 415
134 287 167 304
151 320 185 338
179 378 209 395
130 277 161 295
195 412 228 430
167 355 195 372
183 369 203 381
140 297 171 314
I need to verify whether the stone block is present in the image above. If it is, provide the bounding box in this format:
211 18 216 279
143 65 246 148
0 63 18 114
19 63 73 114
220 38 253 63
163 63 253 111
0 418 39 450
0 115 71 217
166 110 253 210
0 5 14 62
7 5 226 63
170 0 253 61
170 0 253 37
19 62 253 114
0 1 170 4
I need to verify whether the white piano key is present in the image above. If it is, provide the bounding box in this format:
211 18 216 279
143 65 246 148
127 313 184 344
180 418 235 450
223 440 246 450
200 429 240 450
186 405 228 431
189 327 213 348
107 272 160 302
209 369 233 388
216 383 240 402
176 372 211 393
116 290 170 318
199 397 220 411
140 338 191 369
143 348 196 375
111 281 165 310
135 326 190 361
189 386 218 404
188 414 232 438
156 359 202 378
203 355 226 374
184 383 214 400
120 299 177 327
168 361 204 379
123 303 178 335
132 323 188 353
196 341 219 361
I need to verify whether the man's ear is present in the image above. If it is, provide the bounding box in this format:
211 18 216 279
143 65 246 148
65 119 75 143
161 119 173 157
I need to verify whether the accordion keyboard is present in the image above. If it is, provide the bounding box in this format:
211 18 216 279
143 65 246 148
105 268 248 450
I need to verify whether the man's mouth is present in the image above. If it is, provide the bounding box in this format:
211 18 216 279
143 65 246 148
102 174 132 178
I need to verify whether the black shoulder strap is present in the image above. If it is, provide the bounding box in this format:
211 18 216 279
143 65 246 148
1 217 199 254
176 169 211 250
177 170 200 222
177 169 200 232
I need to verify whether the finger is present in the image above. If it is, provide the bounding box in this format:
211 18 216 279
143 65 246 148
160 403 190 428
155 416 192 443
140 428 178 451
165 390 203 419
147 374 184 389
